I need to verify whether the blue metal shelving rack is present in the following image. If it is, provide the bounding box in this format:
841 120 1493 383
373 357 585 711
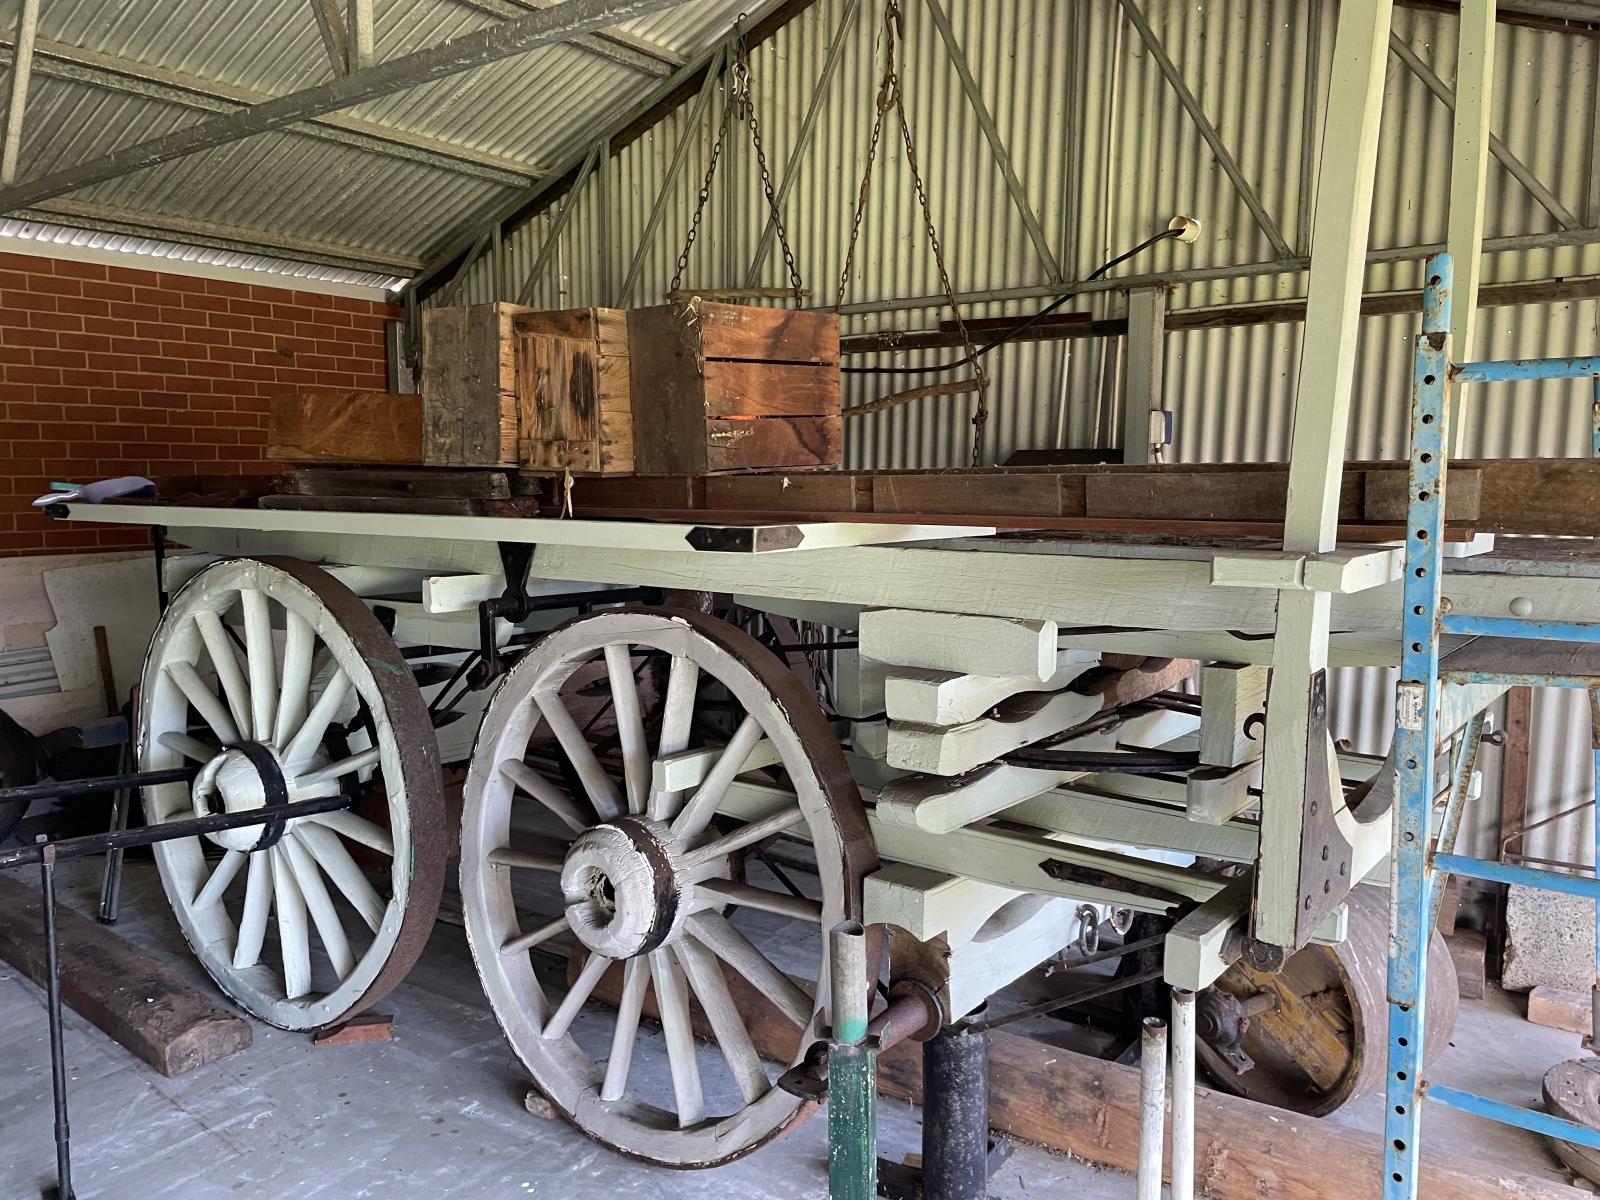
1385 251 1600 1197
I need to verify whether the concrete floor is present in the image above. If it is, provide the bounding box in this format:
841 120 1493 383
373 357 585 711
0 859 1588 1199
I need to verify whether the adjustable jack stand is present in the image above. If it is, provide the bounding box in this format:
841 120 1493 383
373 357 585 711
879 1018 1010 1200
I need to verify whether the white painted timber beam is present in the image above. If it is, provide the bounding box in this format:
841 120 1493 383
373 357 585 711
883 650 1100 726
1447 0 1497 457
874 706 1196 833
859 609 1058 680
887 687 1106 777
1198 663 1268 768
1261 0 1395 951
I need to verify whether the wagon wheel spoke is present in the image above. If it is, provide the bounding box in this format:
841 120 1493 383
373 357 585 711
281 833 356 979
601 958 650 1103
681 804 805 871
535 687 623 820
294 823 387 932
233 850 272 970
240 588 278 742
649 655 700 821
669 715 763 844
603 645 650 814
303 808 393 856
501 759 590 834
192 847 246 909
687 910 813 1028
649 948 705 1128
283 669 353 770
193 610 252 738
166 660 241 746
298 747 380 786
694 877 822 922
544 950 611 1041
159 731 220 764
675 936 768 1104
270 847 313 1000
273 611 315 746
487 845 565 871
501 915 569 957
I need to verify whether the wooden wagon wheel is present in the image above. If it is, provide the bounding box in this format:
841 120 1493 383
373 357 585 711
460 606 876 1168
137 556 445 1030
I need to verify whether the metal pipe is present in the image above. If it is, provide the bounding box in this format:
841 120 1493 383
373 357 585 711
923 1018 990 1200
1590 689 1600 1049
0 765 198 806
39 839 75 1200
0 792 353 871
829 919 868 1045
827 920 875 1200
1170 989 1196 1200
1137 1016 1167 1200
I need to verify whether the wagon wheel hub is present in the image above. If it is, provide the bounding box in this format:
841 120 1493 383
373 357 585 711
191 745 288 853
560 817 685 959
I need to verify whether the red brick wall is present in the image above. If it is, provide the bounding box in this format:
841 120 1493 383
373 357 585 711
0 251 400 557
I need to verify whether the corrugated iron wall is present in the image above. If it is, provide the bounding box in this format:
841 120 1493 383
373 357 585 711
449 0 1600 872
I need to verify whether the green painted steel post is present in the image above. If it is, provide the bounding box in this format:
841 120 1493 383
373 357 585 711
827 921 876 1200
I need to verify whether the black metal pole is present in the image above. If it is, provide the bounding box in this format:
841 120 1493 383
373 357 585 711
0 766 198 807
39 838 75 1200
922 1018 991 1200
97 744 132 925
0 793 353 872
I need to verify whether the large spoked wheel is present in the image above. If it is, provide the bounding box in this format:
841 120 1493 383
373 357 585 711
138 556 445 1030
461 606 875 1168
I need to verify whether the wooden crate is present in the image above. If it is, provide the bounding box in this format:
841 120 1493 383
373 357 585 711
514 308 633 475
627 302 841 476
421 302 529 467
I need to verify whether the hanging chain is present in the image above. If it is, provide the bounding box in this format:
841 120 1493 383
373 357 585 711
835 0 989 466
670 17 805 301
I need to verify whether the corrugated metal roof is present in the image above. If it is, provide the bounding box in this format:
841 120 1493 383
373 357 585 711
0 0 757 274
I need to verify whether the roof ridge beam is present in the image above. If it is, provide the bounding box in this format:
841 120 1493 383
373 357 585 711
0 0 686 216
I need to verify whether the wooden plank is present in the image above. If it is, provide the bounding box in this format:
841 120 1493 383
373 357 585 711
1085 470 1363 522
566 474 705 510
702 360 838 417
1474 458 1600 536
706 472 871 512
515 307 633 476
584 949 1562 1200
286 466 510 499
872 472 1069 516
692 302 838 364
704 416 841 473
1528 984 1591 1035
628 304 710 476
1365 466 1481 521
267 391 422 464
0 874 251 1077
422 303 526 467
